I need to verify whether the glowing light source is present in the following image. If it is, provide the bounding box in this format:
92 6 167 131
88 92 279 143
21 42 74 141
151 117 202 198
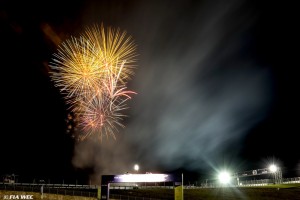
218 171 231 184
134 164 139 172
115 174 169 183
269 164 278 173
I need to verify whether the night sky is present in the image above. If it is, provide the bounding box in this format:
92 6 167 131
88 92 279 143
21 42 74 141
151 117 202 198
0 0 299 184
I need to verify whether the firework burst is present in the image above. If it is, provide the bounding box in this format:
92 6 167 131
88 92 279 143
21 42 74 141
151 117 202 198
83 23 137 83
49 23 137 141
50 36 104 99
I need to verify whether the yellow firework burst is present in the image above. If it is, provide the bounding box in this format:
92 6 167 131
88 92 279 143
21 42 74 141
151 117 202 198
49 23 137 141
83 23 137 83
49 24 137 101
49 36 104 99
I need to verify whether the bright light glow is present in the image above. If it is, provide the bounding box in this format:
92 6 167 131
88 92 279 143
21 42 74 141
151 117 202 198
269 164 278 173
218 171 231 184
134 164 139 171
115 174 168 182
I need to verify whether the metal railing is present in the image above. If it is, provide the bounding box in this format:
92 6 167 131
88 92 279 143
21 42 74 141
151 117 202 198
1 177 299 199
195 177 300 188
0 183 98 198
0 182 98 189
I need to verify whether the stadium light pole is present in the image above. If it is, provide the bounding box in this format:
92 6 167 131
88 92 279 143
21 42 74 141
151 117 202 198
182 173 184 200
12 174 15 183
269 164 281 184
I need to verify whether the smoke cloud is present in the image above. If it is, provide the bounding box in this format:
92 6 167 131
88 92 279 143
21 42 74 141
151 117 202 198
72 0 273 183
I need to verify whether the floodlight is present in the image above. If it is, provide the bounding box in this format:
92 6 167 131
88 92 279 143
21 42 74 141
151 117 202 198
218 171 231 184
269 164 277 173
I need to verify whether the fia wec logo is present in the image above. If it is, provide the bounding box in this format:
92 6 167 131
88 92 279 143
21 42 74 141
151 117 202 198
3 195 33 199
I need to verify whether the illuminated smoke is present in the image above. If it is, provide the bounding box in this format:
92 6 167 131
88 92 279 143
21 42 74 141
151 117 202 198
72 0 273 182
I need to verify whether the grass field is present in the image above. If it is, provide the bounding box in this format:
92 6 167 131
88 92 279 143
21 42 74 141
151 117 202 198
1 184 300 200
111 184 300 200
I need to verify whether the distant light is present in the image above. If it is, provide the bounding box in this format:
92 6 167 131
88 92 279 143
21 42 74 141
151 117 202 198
269 164 277 173
134 164 139 171
218 171 231 184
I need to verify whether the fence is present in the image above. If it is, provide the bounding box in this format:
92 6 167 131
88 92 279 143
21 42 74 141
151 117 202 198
110 194 163 200
1 177 300 199
195 176 300 188
0 183 98 198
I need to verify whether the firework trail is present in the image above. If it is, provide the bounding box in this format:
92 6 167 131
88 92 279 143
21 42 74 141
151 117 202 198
49 24 137 141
